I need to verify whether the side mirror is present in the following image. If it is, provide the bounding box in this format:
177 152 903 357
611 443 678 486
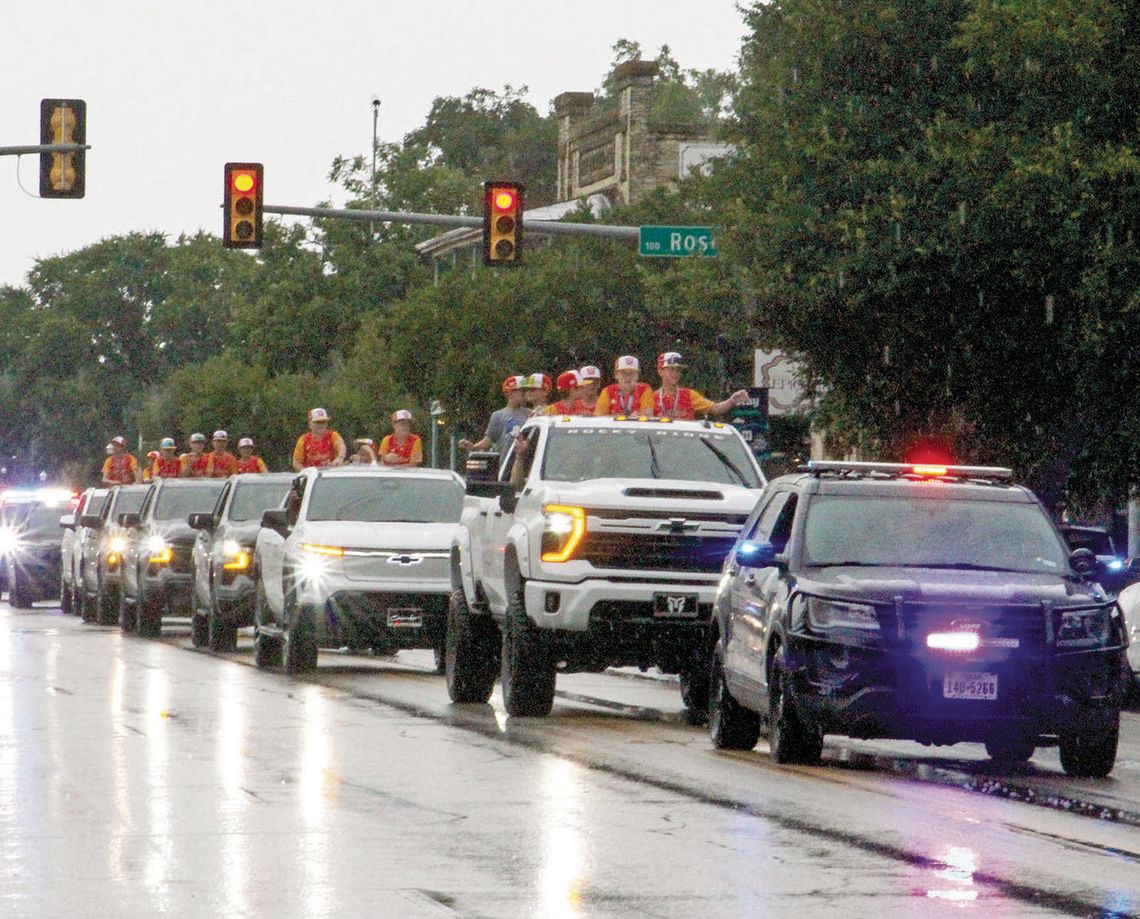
118 512 141 528
59 514 76 530
464 451 500 485
1127 557 1140 575
79 514 104 529
466 477 506 499
735 540 777 568
498 484 519 515
188 512 215 532
1069 547 1097 578
261 508 291 536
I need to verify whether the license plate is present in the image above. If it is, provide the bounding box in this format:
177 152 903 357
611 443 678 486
943 671 998 700
386 609 423 628
653 593 698 618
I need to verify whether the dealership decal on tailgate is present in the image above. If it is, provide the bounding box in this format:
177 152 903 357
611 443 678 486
387 609 423 628
943 671 998 700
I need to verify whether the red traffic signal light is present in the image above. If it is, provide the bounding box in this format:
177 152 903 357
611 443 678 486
39 99 86 199
223 162 263 249
483 181 524 266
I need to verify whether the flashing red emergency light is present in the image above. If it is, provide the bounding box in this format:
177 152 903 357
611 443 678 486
483 180 523 267
223 162 263 249
911 464 949 478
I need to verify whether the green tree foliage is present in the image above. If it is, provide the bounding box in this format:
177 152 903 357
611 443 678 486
720 0 1140 508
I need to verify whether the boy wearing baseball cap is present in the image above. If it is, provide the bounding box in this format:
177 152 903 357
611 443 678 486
653 351 750 420
236 437 268 474
459 375 530 458
293 407 347 471
380 410 423 467
101 436 141 485
181 433 211 478
594 356 654 416
153 437 183 479
206 430 238 478
577 365 602 415
545 370 587 416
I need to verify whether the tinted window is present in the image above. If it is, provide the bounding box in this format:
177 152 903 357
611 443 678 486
307 476 463 523
1061 528 1114 556
84 494 108 516
542 428 761 488
802 495 1070 574
154 484 226 521
111 490 147 517
229 481 293 522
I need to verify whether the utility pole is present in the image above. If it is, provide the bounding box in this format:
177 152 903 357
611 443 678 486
370 98 380 237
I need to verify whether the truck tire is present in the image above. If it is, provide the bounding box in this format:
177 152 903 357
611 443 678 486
208 610 238 653
445 588 498 703
679 643 712 725
768 654 822 765
283 606 318 674
60 572 73 614
190 611 208 648
500 582 556 717
709 650 760 750
97 584 119 626
254 627 283 668
1059 710 1119 778
136 587 163 638
119 589 136 633
9 569 32 609
80 587 97 623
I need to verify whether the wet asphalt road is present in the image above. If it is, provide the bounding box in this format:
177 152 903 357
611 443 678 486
1 602 1139 918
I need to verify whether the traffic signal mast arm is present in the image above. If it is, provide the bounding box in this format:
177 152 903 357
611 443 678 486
0 144 91 156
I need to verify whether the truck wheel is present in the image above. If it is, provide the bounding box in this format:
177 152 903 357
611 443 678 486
445 588 498 703
97 585 119 626
709 650 760 750
432 636 446 674
1059 710 1119 778
80 588 97 623
679 644 712 725
254 628 283 668
985 734 1036 767
60 573 73 614
208 610 238 653
136 588 163 638
190 612 208 648
283 606 318 674
119 589 135 633
768 655 822 765
9 570 32 609
500 583 556 717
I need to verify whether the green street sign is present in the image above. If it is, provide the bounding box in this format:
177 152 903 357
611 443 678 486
638 225 718 258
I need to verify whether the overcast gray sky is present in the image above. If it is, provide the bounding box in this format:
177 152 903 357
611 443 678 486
1 1 748 288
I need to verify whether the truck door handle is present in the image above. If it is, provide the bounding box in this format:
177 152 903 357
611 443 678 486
493 511 503 517
478 511 487 517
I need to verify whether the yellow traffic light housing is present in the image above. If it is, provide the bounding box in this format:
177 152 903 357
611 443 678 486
483 181 523 266
223 162 263 249
39 99 86 199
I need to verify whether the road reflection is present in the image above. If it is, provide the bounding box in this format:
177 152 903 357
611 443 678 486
299 684 334 918
143 662 172 908
218 665 248 915
539 757 585 917
925 844 979 903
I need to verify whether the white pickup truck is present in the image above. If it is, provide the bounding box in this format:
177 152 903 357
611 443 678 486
446 414 766 717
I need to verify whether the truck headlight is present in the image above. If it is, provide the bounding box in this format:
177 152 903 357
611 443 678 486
0 527 21 555
298 543 344 586
106 535 128 567
1057 607 1112 647
807 597 880 631
541 505 586 563
147 536 172 565
221 539 251 571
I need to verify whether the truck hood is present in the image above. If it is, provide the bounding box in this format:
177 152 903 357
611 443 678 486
795 565 1107 609
538 477 760 516
295 520 458 551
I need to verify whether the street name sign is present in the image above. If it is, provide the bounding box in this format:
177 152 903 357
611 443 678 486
638 225 717 258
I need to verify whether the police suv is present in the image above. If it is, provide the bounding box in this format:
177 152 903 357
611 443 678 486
447 414 766 718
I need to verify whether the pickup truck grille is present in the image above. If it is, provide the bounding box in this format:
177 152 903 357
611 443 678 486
170 540 195 574
576 532 736 573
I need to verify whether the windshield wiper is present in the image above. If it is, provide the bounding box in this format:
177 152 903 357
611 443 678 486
809 561 888 568
698 436 748 486
646 435 661 479
894 562 1021 573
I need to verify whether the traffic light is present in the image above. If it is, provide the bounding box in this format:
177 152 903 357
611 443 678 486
483 181 523 266
39 99 86 199
223 162 263 249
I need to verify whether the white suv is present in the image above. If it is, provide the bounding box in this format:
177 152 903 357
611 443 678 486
253 466 465 673
448 415 766 718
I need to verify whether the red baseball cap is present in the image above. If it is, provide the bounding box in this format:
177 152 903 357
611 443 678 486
556 370 581 392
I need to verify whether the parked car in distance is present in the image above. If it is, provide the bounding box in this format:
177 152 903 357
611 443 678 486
61 488 109 614
119 478 227 637
77 485 151 624
710 461 1129 778
189 472 294 651
0 488 77 607
253 466 464 673
1113 580 1140 703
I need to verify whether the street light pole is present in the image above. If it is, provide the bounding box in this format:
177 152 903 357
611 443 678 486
370 98 380 237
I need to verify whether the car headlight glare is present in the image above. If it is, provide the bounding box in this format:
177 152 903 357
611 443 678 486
0 527 21 555
807 597 880 631
541 504 586 563
222 539 251 571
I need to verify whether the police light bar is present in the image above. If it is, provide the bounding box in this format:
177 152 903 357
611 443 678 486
805 461 1013 481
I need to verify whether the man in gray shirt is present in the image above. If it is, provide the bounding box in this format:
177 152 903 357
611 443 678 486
458 375 531 458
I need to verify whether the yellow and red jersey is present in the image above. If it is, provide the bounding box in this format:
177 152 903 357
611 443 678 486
206 451 238 478
652 387 715 420
594 382 653 416
378 434 423 466
181 451 211 478
153 455 182 479
545 398 589 416
293 430 346 468
237 455 268 474
101 452 138 485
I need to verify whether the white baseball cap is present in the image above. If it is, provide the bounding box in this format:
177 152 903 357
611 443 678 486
213 430 229 441
391 409 413 423
578 365 602 382
614 355 640 372
308 407 330 423
238 437 254 448
111 435 127 446
190 432 207 443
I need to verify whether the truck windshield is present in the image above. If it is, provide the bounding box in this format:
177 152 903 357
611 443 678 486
229 481 293 522
307 476 463 523
802 495 1071 574
110 490 147 518
153 484 226 522
542 428 762 488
